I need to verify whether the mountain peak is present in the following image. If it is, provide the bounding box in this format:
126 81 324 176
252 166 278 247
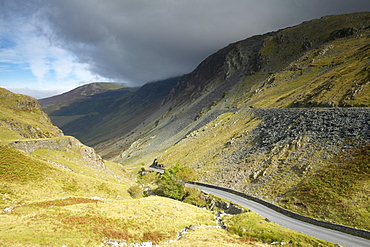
39 82 126 110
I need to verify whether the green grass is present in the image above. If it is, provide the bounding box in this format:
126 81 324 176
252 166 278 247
0 145 51 183
49 115 86 127
166 226 265 247
0 145 132 211
0 196 217 246
240 30 370 108
224 212 333 246
282 144 370 229
0 88 62 143
31 147 130 183
159 111 260 180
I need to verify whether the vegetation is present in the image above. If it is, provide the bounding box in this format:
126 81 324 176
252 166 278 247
2 12 370 246
159 111 260 180
154 163 202 203
224 212 332 246
138 165 332 246
282 143 370 229
0 88 62 143
243 33 370 108
0 145 131 211
0 197 217 246
0 145 51 183
128 185 143 198
166 227 265 247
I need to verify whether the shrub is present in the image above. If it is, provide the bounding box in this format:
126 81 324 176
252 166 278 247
183 186 208 208
154 163 197 201
154 178 185 200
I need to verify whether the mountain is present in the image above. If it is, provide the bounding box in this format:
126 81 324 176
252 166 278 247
1 91 323 247
40 82 126 113
2 88 248 246
41 12 370 230
40 77 180 155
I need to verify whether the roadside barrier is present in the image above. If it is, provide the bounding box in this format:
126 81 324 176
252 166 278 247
187 181 370 240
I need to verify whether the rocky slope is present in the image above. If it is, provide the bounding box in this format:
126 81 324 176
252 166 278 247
115 12 370 229
1 78 274 247
106 12 370 164
41 12 370 162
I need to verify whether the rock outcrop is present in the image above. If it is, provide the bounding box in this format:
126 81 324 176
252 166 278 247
0 88 64 139
209 108 370 196
10 137 105 170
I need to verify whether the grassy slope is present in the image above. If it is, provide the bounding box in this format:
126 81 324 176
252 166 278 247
0 145 249 247
0 145 131 210
0 88 62 143
238 29 370 108
224 212 331 247
0 196 217 246
0 89 272 246
0 138 333 246
159 111 261 180
281 144 370 229
5 13 367 246
40 82 126 115
0 145 336 247
159 109 370 230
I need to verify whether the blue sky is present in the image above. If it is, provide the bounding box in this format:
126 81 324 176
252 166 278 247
1 0 369 99
0 7 108 98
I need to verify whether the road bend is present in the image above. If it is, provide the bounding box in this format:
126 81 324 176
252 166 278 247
187 183 370 247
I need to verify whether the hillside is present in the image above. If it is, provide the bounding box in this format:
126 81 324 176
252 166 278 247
40 12 370 231
40 82 126 114
109 12 370 165
0 88 133 200
41 77 179 150
0 88 64 142
4 89 298 246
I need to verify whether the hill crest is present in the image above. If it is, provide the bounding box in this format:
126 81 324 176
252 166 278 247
39 82 126 114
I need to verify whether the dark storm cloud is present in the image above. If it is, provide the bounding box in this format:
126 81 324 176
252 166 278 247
4 0 370 86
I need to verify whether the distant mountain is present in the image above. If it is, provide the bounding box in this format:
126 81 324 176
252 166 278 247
41 78 179 152
40 12 370 229
39 82 126 115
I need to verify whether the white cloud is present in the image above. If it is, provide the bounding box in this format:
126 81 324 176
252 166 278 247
6 87 69 99
0 1 110 93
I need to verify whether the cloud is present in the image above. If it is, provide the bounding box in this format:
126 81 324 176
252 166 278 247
0 0 109 91
6 87 69 99
1 0 370 92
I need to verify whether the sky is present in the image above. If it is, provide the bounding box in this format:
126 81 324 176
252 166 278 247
1 0 369 99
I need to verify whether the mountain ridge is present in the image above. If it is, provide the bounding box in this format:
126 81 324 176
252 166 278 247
40 12 370 162
39 12 370 229
39 82 126 111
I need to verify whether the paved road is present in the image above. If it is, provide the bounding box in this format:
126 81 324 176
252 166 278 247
147 167 164 173
187 183 370 247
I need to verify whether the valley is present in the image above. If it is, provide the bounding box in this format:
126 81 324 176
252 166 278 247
1 11 370 246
